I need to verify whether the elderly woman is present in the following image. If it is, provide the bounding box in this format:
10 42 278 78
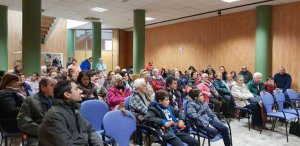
130 78 151 122
107 74 132 110
140 70 155 99
213 71 235 117
226 74 236 89
150 68 165 92
197 73 222 113
231 75 254 107
233 75 262 129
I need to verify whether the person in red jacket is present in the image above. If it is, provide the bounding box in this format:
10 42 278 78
150 68 165 92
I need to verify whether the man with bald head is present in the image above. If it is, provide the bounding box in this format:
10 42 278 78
238 65 253 84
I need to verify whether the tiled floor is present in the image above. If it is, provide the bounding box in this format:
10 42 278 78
150 118 300 146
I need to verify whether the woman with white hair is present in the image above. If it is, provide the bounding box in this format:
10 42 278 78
130 78 151 122
106 74 132 110
231 75 254 107
150 68 165 91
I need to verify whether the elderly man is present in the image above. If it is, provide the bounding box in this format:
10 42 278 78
247 72 264 129
17 77 56 146
238 65 253 84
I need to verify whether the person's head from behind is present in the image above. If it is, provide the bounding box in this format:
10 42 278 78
0 73 20 90
39 77 56 97
153 68 159 77
77 71 91 87
14 65 22 73
253 72 262 84
189 89 204 102
54 80 82 102
166 76 178 90
99 58 103 63
114 66 121 72
88 57 93 63
139 70 150 81
155 90 170 108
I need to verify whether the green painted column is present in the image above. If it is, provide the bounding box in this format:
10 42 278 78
92 22 101 69
0 5 8 71
255 5 272 81
67 29 75 58
22 0 41 76
133 9 145 74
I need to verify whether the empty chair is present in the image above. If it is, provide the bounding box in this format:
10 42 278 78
273 89 300 117
260 91 298 142
286 89 300 109
80 100 109 137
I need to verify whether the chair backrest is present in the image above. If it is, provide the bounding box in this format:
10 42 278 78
103 110 136 146
273 90 285 110
286 89 299 103
80 100 109 131
260 91 275 113
124 95 132 111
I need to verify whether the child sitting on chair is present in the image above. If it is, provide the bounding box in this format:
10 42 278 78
187 89 231 146
145 90 199 146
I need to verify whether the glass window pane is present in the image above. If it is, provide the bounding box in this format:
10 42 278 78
75 30 86 50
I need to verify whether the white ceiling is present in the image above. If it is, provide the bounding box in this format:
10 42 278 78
1 0 300 30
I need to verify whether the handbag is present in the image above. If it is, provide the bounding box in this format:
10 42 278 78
289 121 300 137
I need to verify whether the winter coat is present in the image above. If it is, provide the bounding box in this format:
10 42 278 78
231 84 254 107
106 86 132 110
38 99 103 146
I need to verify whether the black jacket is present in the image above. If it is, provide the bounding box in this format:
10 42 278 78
0 88 24 118
38 99 103 146
145 102 185 140
17 92 52 145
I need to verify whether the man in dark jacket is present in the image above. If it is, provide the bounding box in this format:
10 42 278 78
80 57 93 71
145 90 199 146
17 77 55 146
52 57 62 68
238 65 253 84
38 80 103 146
274 67 292 91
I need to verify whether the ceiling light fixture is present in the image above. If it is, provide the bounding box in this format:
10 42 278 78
90 7 108 13
145 17 155 21
221 0 239 3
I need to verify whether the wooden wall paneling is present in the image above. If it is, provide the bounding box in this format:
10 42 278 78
143 10 256 73
272 2 300 90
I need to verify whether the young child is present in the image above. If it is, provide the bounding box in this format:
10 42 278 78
264 77 276 95
145 90 199 146
187 89 231 146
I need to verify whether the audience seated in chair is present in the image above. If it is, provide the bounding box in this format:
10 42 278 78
187 89 231 146
145 90 199 146
38 80 103 146
17 77 55 146
107 74 132 110
130 78 152 123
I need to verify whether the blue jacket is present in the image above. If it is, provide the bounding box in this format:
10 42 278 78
80 60 91 71
274 73 292 91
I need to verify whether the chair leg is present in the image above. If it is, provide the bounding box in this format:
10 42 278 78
248 114 251 131
208 139 211 146
9 137 13 146
285 122 289 142
4 137 7 146
202 138 205 146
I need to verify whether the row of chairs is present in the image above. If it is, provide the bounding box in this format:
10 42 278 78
260 89 300 142
80 96 233 146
